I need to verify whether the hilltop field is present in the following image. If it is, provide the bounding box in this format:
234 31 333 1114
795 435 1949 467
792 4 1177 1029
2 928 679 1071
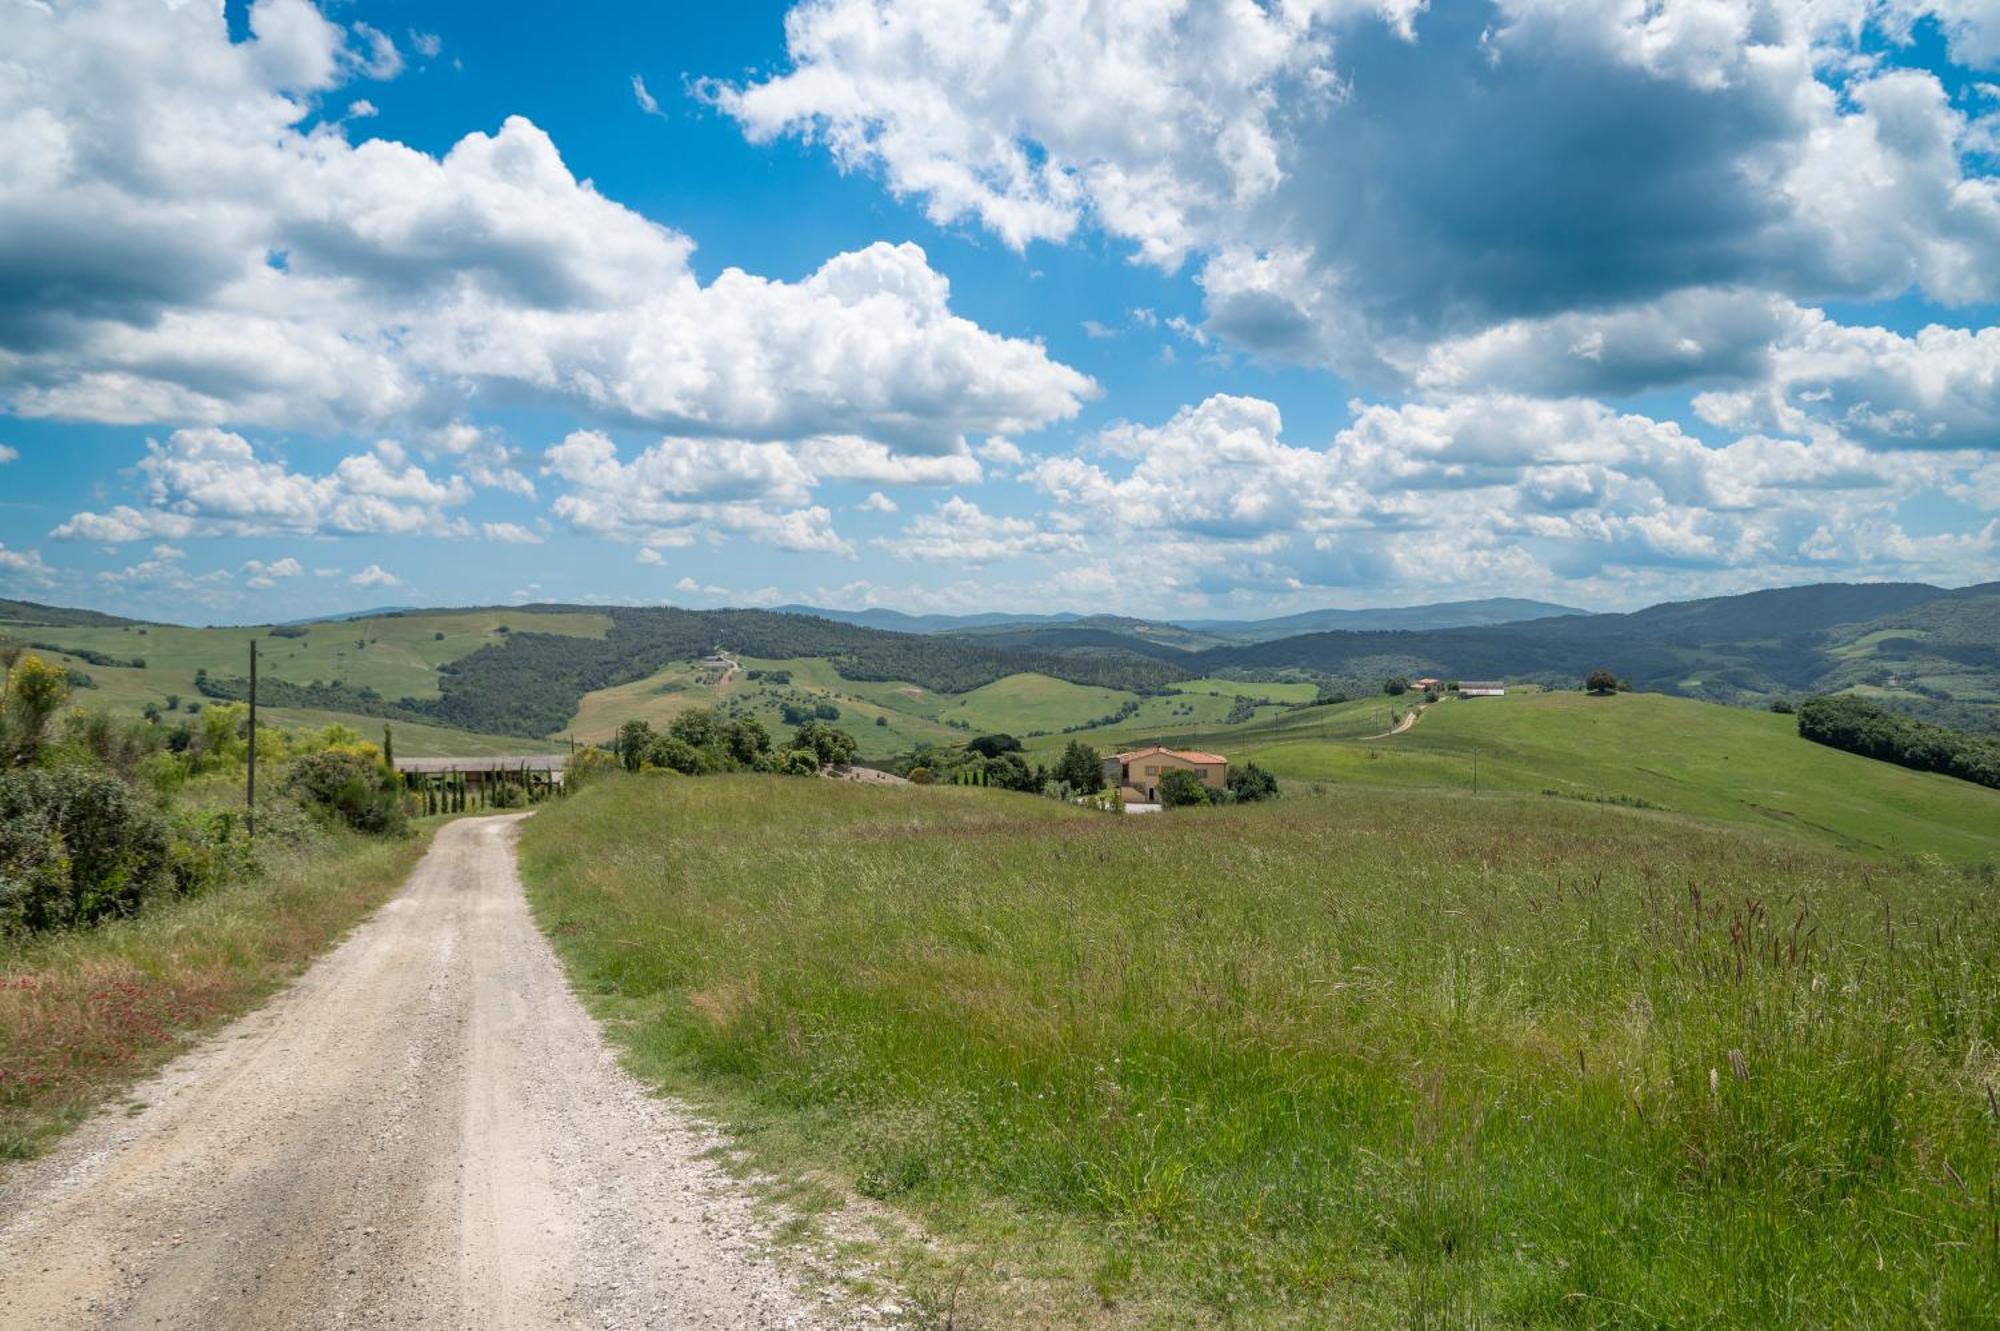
521 775 2000 1328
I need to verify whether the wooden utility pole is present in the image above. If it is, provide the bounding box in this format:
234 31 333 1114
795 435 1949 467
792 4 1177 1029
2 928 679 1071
247 638 258 837
1471 745 1479 796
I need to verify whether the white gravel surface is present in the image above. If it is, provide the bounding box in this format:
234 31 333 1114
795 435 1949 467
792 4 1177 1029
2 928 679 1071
0 814 881 1330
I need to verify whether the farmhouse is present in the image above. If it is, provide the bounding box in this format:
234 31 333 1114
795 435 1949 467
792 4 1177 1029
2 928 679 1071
1105 745 1228 804
1457 680 1506 697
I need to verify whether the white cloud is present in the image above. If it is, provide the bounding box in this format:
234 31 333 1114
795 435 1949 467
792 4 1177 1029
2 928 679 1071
635 546 666 565
481 521 544 544
976 436 1027 471
350 563 401 589
0 0 1092 455
1017 390 1990 600
242 555 304 589
410 31 442 60
544 429 854 555
633 75 664 118
0 445 17 463
858 491 898 513
0 543 53 586
877 496 1085 564
715 1 2000 384
53 431 472 541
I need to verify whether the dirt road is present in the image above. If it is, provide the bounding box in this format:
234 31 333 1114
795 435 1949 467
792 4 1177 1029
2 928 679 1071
0 816 865 1330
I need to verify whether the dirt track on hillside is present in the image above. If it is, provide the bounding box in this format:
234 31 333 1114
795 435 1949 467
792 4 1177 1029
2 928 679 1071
0 816 866 1330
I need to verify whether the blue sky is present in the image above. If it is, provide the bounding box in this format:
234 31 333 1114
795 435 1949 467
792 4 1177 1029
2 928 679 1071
2 0 1998 623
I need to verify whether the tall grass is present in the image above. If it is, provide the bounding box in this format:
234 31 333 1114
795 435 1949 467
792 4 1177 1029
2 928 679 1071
0 823 428 1158
522 776 2000 1327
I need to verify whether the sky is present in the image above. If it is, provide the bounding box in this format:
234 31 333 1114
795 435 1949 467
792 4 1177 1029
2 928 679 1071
2 0 1999 625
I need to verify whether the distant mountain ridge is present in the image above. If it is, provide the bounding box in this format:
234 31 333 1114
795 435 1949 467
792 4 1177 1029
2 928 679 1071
7 580 1997 737
779 596 1586 642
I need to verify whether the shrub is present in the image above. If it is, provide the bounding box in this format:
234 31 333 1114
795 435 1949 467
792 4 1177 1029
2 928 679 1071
285 749 407 834
1384 677 1409 696
781 748 821 776
642 735 705 775
1586 668 1619 695
0 765 174 934
907 766 934 785
1227 762 1280 802
1769 697 1796 714
1157 768 1211 807
565 747 622 788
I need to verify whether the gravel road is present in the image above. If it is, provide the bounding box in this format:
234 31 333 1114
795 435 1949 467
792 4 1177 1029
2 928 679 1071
0 815 869 1330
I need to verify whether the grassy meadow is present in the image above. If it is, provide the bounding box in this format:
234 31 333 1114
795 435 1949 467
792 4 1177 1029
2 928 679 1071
521 776 2000 1328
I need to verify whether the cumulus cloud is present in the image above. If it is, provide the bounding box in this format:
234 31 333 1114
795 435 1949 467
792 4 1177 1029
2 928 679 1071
0 445 17 463
243 555 304 589
717 1 2000 383
53 431 473 541
858 491 898 513
350 563 401 588
0 542 53 586
544 430 854 555
481 521 544 544
877 496 1085 564
0 0 1091 454
1020 391 1990 599
635 546 666 565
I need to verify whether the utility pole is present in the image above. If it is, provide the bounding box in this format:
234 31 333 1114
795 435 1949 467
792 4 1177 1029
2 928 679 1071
247 638 258 838
1472 745 1479 796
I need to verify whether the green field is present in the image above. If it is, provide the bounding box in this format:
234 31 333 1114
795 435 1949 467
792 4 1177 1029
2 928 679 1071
4 607 609 755
522 777 2000 1327
935 672 1136 735
562 654 970 757
1232 690 2000 862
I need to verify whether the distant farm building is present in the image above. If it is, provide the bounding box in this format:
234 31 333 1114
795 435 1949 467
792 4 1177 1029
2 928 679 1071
1414 677 1442 691
1106 745 1228 804
1457 680 1506 697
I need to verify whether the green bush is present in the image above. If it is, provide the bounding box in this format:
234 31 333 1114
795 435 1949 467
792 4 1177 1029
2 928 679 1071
285 749 408 834
1157 767 1211 807
1227 761 1280 802
487 780 525 809
781 748 821 776
0 765 174 934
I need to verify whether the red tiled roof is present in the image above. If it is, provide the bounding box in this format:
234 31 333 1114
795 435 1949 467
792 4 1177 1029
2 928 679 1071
1114 745 1228 765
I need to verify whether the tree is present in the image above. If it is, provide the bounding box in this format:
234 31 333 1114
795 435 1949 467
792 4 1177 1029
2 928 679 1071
642 734 704 775
668 707 718 750
966 733 1022 758
381 724 395 768
1227 762 1280 803
1384 677 1410 696
791 718 857 766
1055 739 1104 793
615 719 654 772
719 717 771 765
781 747 821 776
1586 669 1619 695
1157 768 1210 807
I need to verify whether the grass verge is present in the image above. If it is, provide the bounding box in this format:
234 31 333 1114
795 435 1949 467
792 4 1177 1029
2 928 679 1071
522 775 2000 1328
0 824 430 1159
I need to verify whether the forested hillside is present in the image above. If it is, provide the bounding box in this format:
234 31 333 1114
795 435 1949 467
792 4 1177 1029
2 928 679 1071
196 605 1190 739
